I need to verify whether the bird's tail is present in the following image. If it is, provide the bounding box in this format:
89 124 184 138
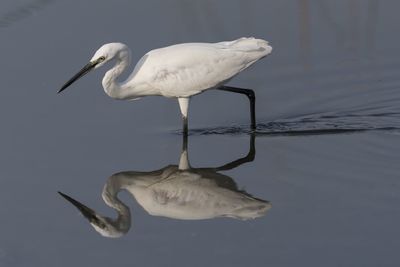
222 37 272 56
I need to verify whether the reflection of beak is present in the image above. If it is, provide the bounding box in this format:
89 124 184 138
58 191 106 228
58 61 98 94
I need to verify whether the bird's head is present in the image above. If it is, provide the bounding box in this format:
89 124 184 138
58 191 129 238
58 43 130 93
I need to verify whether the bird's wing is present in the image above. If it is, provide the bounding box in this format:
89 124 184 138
132 38 271 98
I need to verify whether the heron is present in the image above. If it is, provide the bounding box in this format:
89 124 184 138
58 37 272 133
59 134 270 238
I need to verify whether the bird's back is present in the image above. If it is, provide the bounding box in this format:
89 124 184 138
129 169 270 220
128 38 272 98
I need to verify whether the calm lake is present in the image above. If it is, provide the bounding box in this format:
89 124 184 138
0 1 399 266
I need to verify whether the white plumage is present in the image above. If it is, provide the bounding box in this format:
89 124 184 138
124 38 271 98
60 168 270 238
59 134 270 238
59 37 272 131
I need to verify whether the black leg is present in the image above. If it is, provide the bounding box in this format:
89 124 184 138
217 86 256 129
214 132 255 171
182 126 188 150
182 116 188 135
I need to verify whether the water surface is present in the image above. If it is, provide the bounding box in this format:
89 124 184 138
0 1 399 266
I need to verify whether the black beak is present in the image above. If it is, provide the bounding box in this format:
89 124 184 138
58 61 98 94
58 191 105 227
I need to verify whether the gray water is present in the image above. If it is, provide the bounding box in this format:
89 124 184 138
1 0 400 266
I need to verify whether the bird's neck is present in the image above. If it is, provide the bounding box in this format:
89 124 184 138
102 50 139 99
102 176 131 233
102 53 159 100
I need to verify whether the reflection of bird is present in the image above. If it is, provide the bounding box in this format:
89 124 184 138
59 134 270 238
58 37 272 133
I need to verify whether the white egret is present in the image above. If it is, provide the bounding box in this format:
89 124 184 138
59 134 270 238
58 37 272 133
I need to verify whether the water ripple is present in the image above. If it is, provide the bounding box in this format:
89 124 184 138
185 112 400 136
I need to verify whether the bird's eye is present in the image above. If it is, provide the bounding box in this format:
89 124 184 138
99 56 106 61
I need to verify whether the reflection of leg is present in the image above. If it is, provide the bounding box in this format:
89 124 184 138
178 97 190 135
182 116 188 135
215 132 256 171
179 131 190 170
182 131 188 153
217 86 256 129
249 132 255 158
